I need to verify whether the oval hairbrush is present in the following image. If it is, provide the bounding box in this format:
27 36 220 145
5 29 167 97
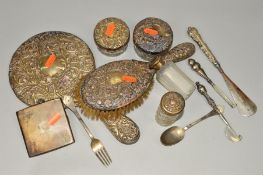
75 42 195 120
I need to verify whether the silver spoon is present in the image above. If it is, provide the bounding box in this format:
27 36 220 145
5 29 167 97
160 107 222 146
196 82 242 142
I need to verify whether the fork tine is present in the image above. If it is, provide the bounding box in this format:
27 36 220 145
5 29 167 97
95 152 107 166
102 147 112 163
100 147 111 165
98 150 110 166
98 149 110 166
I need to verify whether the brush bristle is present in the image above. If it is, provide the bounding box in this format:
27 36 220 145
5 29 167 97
74 78 153 120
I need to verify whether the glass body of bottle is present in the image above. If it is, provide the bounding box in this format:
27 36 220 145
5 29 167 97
155 91 185 126
155 61 195 99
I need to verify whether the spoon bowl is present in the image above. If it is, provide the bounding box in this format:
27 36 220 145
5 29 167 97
160 108 220 146
160 126 185 146
225 126 242 142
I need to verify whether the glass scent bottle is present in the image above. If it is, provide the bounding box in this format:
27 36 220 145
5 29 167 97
155 91 185 126
151 57 195 99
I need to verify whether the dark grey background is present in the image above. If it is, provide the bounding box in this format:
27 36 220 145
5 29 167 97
0 0 262 174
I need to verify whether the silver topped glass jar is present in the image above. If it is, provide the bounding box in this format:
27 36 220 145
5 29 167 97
133 17 173 61
155 91 185 126
94 17 130 56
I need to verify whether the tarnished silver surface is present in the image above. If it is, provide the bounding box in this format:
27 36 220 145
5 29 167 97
188 59 236 108
9 31 95 105
160 108 219 146
63 96 112 166
161 42 195 63
196 82 242 142
17 99 74 157
103 114 140 145
94 17 130 56
188 27 257 117
81 60 155 111
133 17 173 61
160 91 185 115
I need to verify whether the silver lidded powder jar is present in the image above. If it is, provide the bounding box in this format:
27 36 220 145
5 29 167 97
155 91 185 126
94 17 130 56
133 17 173 61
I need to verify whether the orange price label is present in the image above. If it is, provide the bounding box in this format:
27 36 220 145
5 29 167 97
144 28 159 36
105 22 116 37
121 75 137 83
45 53 56 68
48 112 62 125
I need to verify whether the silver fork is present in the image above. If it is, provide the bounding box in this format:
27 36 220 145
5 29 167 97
62 96 112 166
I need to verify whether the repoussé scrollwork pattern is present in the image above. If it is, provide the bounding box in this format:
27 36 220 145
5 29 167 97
103 114 140 145
9 31 95 105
